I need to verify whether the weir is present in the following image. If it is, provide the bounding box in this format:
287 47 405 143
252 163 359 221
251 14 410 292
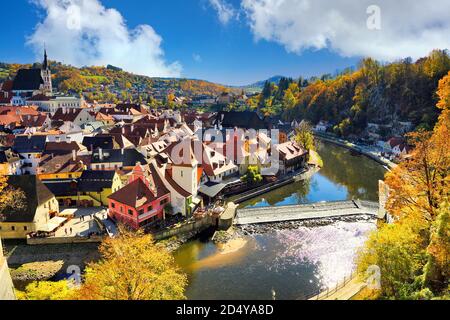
234 200 379 225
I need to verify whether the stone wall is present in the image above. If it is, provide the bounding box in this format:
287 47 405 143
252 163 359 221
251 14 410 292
0 239 16 300
27 235 104 245
152 215 213 241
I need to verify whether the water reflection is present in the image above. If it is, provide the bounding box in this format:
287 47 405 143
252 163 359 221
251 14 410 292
174 141 385 300
240 141 386 208
175 219 376 300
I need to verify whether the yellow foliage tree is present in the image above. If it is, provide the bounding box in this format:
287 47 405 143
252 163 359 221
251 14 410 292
0 176 26 219
437 71 450 111
357 71 450 299
76 228 187 300
356 213 429 298
16 281 75 300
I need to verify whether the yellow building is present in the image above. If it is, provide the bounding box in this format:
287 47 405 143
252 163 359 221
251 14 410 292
0 175 59 239
0 150 22 176
37 152 86 181
43 170 123 207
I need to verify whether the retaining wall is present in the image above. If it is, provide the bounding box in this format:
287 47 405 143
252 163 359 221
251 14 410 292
152 215 213 241
27 235 104 245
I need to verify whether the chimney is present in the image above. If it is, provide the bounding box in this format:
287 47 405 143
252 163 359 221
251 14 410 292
72 149 77 161
122 127 126 135
99 148 104 161
121 148 124 155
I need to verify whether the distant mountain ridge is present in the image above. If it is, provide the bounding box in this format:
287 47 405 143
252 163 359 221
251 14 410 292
241 75 285 91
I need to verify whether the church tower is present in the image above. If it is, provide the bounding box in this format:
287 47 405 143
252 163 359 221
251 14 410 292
41 49 53 94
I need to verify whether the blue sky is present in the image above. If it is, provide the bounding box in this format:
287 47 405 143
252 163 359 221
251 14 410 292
1 0 449 86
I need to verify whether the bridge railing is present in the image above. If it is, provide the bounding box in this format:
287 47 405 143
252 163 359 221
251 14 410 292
302 271 358 300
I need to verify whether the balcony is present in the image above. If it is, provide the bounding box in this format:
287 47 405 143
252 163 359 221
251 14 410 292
138 209 158 222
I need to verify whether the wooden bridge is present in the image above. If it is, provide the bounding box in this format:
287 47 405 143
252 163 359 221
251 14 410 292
234 200 379 225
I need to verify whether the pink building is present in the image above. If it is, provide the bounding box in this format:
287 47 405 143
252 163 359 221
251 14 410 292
108 164 170 230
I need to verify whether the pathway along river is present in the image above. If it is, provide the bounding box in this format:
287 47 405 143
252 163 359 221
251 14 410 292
174 140 387 300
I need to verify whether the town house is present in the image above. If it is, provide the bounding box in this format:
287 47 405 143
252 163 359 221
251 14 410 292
108 164 171 230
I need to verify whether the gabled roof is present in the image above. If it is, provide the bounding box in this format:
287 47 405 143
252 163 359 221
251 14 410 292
275 141 308 161
38 153 85 175
82 136 115 151
12 69 44 91
109 125 150 146
43 180 78 197
78 170 116 192
0 175 55 223
20 114 48 128
91 148 147 167
12 135 47 153
217 111 268 130
52 108 91 123
108 164 169 208
44 142 83 155
0 149 20 164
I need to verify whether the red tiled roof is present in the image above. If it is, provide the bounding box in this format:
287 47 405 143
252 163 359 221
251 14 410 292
388 137 405 148
108 163 170 208
276 141 308 161
1 81 13 91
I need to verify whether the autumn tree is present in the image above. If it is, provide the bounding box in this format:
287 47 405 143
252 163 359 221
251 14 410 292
295 121 316 151
76 228 187 300
241 166 263 185
437 71 450 111
357 71 450 300
0 176 26 220
16 281 75 301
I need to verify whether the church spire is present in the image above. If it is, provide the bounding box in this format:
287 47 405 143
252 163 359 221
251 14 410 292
43 47 48 70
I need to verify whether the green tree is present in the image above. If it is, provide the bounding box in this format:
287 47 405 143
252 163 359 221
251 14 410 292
295 121 315 151
241 166 263 185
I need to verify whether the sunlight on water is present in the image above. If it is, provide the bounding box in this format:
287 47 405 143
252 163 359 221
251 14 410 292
270 220 376 289
177 219 376 300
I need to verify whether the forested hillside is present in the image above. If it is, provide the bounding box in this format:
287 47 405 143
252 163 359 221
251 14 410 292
244 50 450 136
0 61 233 103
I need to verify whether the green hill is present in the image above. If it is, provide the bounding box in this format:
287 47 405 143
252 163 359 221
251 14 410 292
0 61 237 103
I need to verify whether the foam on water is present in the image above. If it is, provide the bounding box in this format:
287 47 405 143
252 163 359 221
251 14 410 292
268 220 376 289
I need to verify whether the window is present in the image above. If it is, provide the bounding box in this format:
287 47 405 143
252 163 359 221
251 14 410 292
128 209 134 216
139 209 144 216
181 171 183 178
160 198 169 206
11 226 15 231
147 206 153 212
111 202 116 209
24 226 28 231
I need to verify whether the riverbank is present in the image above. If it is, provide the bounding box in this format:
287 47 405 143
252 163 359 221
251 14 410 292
229 164 321 204
313 132 396 170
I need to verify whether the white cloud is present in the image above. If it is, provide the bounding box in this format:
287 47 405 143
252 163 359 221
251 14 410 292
209 0 237 25
241 0 450 61
28 0 181 77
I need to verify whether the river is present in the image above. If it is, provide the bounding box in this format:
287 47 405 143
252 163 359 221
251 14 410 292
174 140 387 300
